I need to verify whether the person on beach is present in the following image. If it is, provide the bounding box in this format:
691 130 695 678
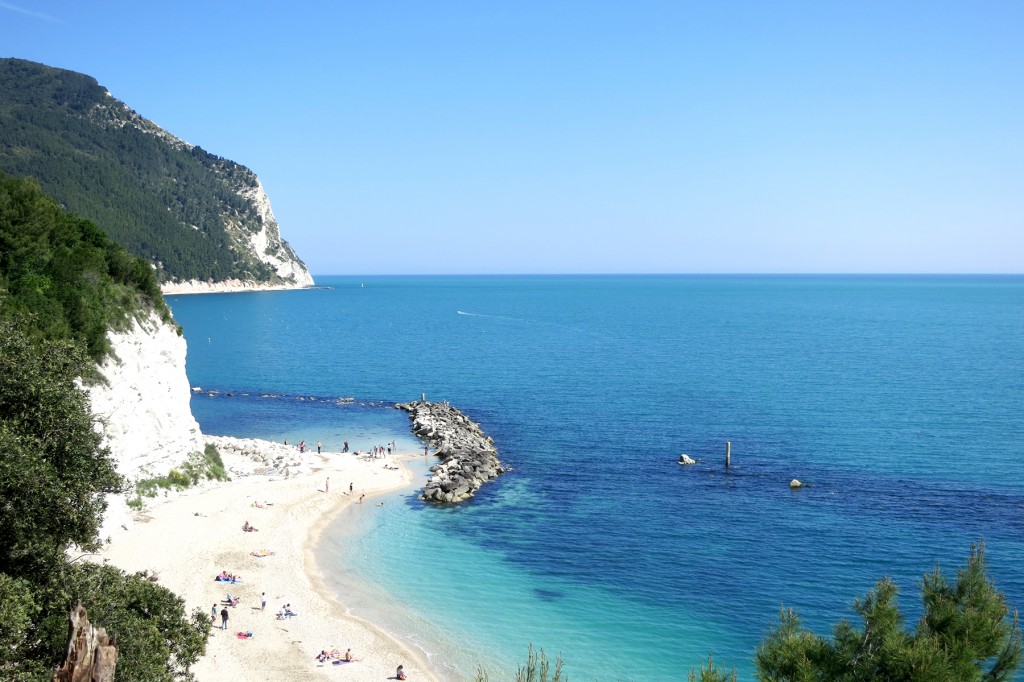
299 440 306 453
220 607 229 630
317 440 322 454
211 604 217 622
349 482 353 493
343 440 349 452
261 592 266 611
344 648 360 662
397 664 407 679
359 494 365 504
325 477 330 493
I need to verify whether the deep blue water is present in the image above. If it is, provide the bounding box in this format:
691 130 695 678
169 275 1024 681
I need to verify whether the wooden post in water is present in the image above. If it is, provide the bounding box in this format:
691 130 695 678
726 441 731 469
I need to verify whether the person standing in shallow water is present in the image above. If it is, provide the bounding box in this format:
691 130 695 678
317 440 322 454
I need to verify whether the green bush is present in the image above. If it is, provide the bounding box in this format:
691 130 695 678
753 541 1021 682
132 446 230 505
688 657 736 682
180 445 229 484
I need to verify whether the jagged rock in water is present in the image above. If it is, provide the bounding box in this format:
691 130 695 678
396 400 505 504
53 602 118 682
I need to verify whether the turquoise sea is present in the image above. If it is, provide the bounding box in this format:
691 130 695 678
169 275 1024 681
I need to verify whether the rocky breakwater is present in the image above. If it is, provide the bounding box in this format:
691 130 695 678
396 400 505 504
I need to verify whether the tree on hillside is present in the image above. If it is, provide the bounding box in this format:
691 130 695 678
754 542 1021 682
0 172 173 363
0 59 291 285
0 320 209 681
0 320 120 577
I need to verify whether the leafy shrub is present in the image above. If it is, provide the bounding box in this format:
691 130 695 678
131 445 230 506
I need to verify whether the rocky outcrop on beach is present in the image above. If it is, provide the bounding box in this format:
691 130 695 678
397 400 505 504
205 435 318 478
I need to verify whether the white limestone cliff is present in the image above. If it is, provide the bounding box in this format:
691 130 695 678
87 311 203 538
234 179 315 286
92 92 314 295
160 179 314 295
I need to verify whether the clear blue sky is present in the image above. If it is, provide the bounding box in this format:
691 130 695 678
2 1 1022 274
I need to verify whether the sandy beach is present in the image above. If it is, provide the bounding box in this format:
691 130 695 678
97 441 441 682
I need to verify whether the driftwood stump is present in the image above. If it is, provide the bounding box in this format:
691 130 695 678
52 602 117 682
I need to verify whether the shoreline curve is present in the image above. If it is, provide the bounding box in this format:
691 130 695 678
96 441 442 682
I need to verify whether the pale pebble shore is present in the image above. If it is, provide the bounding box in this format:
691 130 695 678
160 280 314 295
96 438 441 682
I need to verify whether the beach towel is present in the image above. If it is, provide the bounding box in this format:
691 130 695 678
236 631 254 639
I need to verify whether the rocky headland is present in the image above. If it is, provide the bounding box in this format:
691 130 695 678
0 58 315 293
397 400 505 503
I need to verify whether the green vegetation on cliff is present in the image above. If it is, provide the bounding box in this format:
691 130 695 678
0 171 170 362
0 175 208 679
0 322 209 681
0 57 286 284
